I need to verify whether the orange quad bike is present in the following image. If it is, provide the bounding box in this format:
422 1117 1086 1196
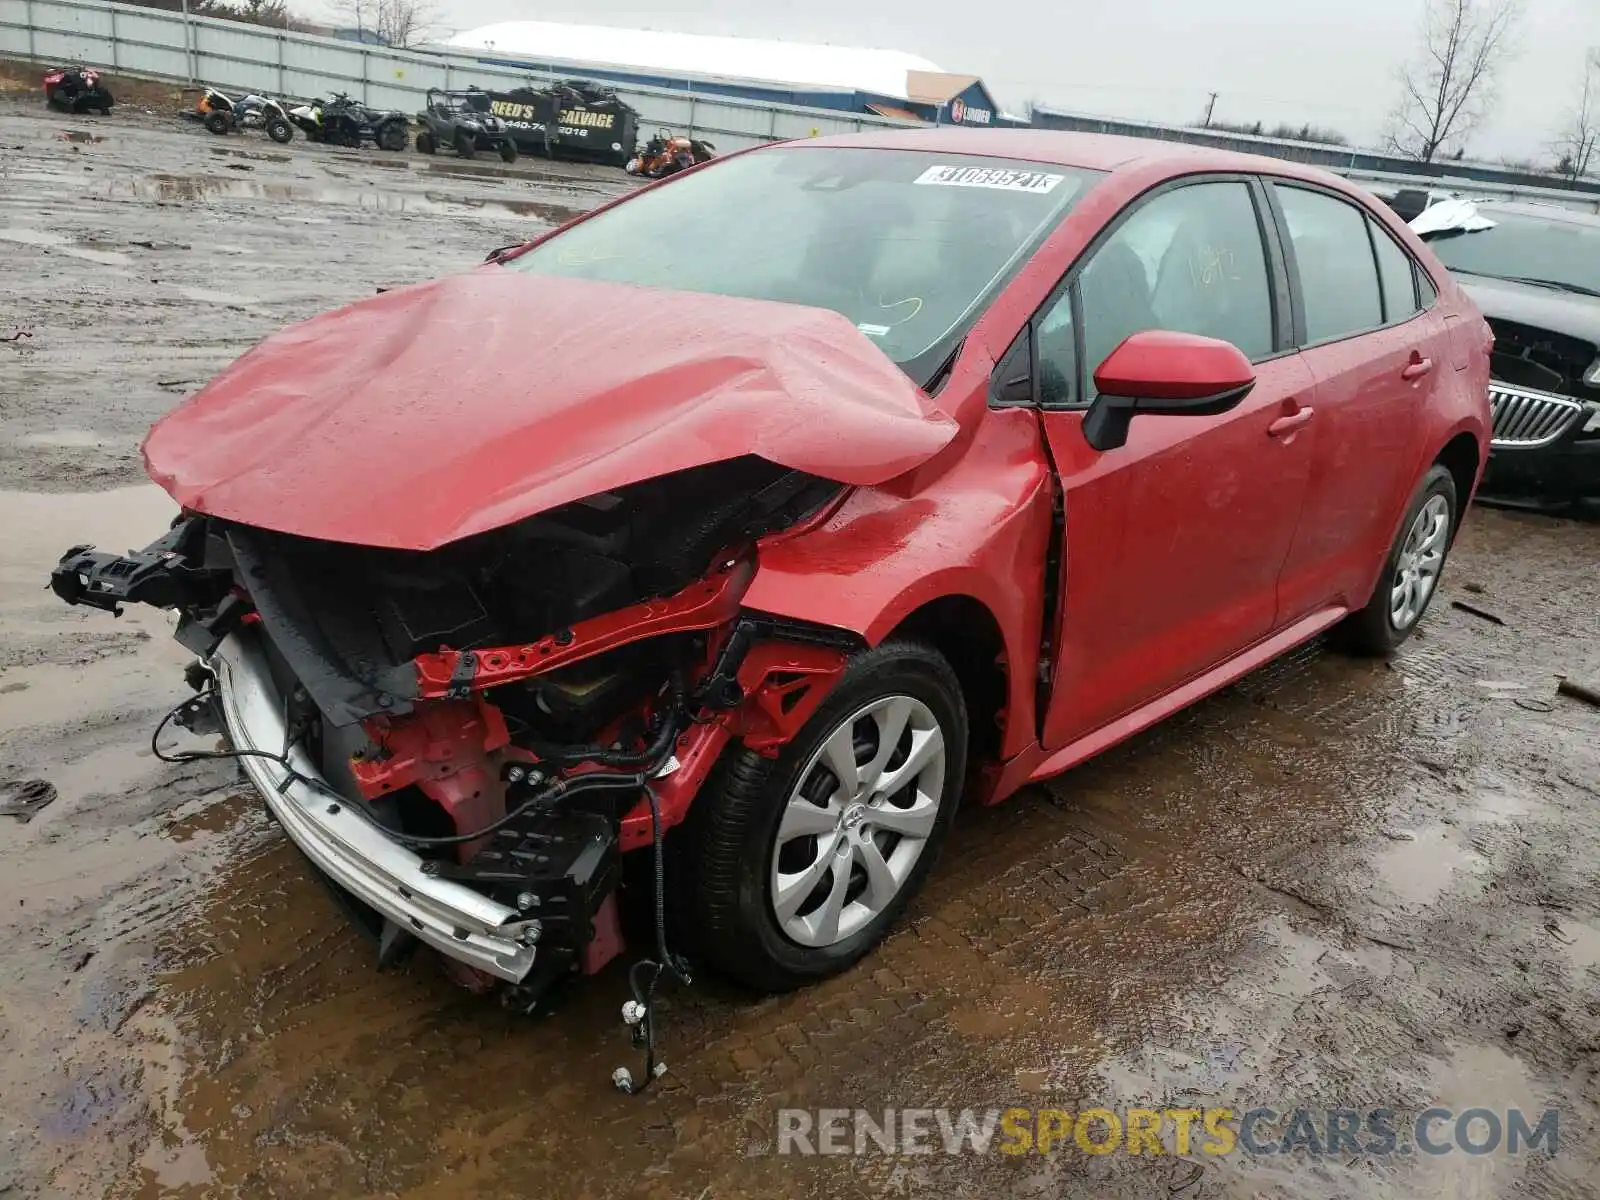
624 129 714 178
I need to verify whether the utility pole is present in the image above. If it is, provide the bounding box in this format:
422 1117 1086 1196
1202 91 1219 127
180 0 195 82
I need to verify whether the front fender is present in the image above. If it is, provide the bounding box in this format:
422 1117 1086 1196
743 407 1053 759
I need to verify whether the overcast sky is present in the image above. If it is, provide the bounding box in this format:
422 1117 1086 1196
351 0 1600 161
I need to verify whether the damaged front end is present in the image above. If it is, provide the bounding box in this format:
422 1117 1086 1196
51 456 856 1007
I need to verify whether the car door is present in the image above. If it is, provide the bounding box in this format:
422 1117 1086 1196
1267 182 1447 623
1022 177 1318 750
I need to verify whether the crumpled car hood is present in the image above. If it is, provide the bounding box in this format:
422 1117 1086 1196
143 271 958 550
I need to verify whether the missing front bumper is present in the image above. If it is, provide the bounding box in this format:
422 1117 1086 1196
210 631 542 983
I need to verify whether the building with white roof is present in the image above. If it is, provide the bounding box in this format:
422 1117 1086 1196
443 21 1017 128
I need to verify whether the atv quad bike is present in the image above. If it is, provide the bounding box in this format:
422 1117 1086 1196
415 87 517 162
625 129 715 179
186 87 294 144
298 92 408 150
43 64 113 114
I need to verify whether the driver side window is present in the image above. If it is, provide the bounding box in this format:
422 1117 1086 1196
1036 181 1275 405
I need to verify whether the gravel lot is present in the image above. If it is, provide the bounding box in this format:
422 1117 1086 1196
1 79 1599 1200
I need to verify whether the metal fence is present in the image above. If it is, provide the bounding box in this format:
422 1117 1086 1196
1033 106 1600 214
6 0 1600 214
0 0 910 150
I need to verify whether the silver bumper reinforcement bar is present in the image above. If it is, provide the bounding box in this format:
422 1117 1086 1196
210 632 540 983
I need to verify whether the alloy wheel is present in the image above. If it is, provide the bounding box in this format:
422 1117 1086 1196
769 695 947 948
1390 494 1451 631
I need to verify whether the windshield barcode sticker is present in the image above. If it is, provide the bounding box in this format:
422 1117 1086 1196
913 165 1065 193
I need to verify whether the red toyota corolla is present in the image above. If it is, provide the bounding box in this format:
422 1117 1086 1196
51 130 1492 1014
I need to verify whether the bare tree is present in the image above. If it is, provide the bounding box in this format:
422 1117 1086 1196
1388 0 1521 162
333 0 436 47
1551 48 1600 182
123 0 289 28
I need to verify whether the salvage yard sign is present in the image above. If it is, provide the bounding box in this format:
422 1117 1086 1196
480 88 638 166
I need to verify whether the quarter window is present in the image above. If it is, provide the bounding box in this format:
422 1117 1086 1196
1274 185 1384 344
1417 267 1439 308
1035 289 1078 406
1370 219 1421 323
1074 181 1274 397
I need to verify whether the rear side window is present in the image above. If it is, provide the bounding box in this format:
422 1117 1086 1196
1274 185 1383 344
1370 220 1421 323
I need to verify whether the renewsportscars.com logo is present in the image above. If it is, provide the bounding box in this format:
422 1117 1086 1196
767 1106 1560 1158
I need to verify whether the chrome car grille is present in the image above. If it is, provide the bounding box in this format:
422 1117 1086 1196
1487 382 1586 449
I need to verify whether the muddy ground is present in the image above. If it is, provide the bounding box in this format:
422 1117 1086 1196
2 89 1599 1200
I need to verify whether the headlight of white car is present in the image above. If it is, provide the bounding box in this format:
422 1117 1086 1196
1584 403 1600 433
1585 358 1600 387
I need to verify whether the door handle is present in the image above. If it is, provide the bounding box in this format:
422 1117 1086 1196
1267 407 1315 437
1402 355 1434 381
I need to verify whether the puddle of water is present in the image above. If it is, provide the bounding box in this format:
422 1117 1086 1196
138 1137 214 1191
164 794 255 844
0 486 177 577
205 146 290 163
425 159 518 181
107 173 580 222
0 225 67 247
131 1010 218 1193
0 226 131 266
21 429 106 448
39 1064 133 1138
1093 919 1335 1109
1551 920 1600 979
0 636 187 743
176 285 259 306
1464 785 1533 823
1374 826 1483 907
0 826 177 920
948 980 1054 1038
65 246 130 266
1409 1043 1538 1200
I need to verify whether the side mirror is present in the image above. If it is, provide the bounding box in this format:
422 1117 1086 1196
1081 330 1256 452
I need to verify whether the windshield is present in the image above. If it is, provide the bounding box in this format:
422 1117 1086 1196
1429 209 1600 295
507 147 1101 382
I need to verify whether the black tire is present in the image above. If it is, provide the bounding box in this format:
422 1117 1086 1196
680 640 967 992
204 110 231 136
415 130 435 154
265 116 292 143
1334 463 1459 656
377 121 406 151
498 139 517 163
454 128 475 159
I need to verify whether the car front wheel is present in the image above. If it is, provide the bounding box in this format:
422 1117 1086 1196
682 641 966 992
1336 463 1458 655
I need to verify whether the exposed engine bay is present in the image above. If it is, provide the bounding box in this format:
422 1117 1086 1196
50 456 856 1044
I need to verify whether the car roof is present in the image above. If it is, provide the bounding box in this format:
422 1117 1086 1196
796 127 1355 187
1470 198 1600 227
